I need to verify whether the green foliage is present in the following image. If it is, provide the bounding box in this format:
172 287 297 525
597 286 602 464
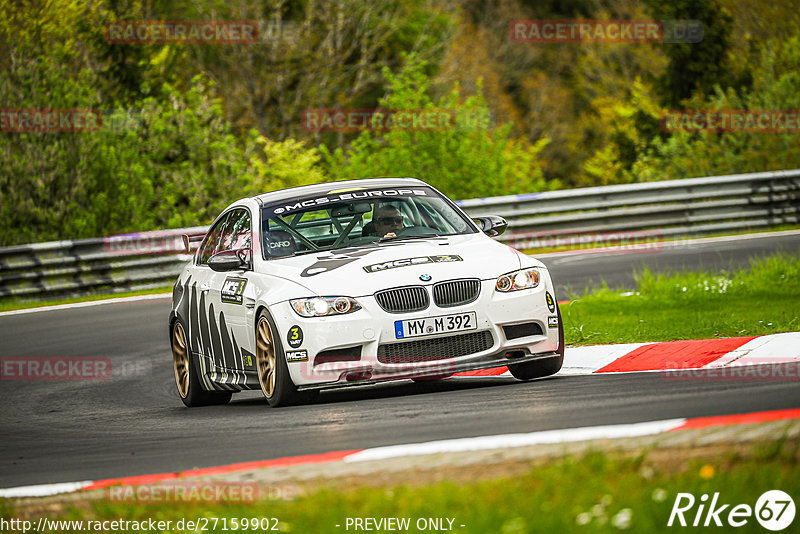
321 56 556 200
0 74 259 245
571 3 800 185
144 0 456 141
0 0 331 245
581 78 664 184
249 137 327 194
0 72 335 245
643 0 736 106
2 0 799 244
631 34 800 180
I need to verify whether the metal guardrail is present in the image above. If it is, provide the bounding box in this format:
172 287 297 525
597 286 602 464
0 227 207 299
1 170 799 300
460 169 800 247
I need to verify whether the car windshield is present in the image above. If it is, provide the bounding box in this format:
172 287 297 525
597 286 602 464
259 186 476 258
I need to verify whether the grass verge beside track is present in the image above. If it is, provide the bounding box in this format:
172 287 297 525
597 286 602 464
563 252 800 345
3 435 798 533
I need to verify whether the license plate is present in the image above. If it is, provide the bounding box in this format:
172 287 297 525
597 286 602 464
394 312 477 339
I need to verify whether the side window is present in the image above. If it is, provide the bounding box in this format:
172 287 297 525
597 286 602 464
198 212 232 265
197 209 252 266
224 210 252 266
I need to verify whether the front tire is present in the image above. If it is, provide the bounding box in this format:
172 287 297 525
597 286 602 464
508 304 565 381
256 311 314 407
171 319 232 407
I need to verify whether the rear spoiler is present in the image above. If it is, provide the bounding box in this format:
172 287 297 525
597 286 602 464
182 234 205 253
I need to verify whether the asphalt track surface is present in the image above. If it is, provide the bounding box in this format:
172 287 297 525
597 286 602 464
1 232 799 488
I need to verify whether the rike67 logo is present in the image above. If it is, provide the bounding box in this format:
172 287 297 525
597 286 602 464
668 490 795 530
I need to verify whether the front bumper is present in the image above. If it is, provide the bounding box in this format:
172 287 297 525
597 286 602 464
269 277 560 387
297 350 560 391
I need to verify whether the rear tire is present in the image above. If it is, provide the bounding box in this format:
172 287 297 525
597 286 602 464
172 319 232 407
508 304 565 381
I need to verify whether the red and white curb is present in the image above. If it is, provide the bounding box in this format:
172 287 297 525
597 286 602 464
2 407 799 499
456 331 800 378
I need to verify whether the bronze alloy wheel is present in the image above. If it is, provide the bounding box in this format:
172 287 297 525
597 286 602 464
171 322 190 398
256 317 277 398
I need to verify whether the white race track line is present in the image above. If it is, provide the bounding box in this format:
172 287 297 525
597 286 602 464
343 419 685 463
4 407 799 498
0 419 686 498
0 481 93 498
0 293 172 318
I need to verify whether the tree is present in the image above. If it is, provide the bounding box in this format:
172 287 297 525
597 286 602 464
321 55 554 200
631 34 800 180
643 0 735 106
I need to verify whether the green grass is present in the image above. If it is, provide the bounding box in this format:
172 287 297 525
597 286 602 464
4 437 798 533
0 286 172 313
563 251 800 345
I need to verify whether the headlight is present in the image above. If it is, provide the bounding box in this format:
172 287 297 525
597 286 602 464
495 268 540 292
290 296 361 317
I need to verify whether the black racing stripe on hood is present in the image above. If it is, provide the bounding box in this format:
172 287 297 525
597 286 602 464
299 240 435 277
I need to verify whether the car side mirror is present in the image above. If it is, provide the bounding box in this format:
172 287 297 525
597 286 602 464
208 250 245 272
473 216 508 237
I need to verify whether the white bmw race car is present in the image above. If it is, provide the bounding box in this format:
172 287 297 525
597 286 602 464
169 178 564 407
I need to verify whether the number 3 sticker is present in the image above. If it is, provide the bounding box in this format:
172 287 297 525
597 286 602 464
286 325 304 348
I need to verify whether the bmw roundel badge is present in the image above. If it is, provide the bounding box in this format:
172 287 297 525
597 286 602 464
419 274 432 281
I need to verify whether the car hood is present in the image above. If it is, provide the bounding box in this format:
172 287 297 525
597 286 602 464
260 235 530 297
